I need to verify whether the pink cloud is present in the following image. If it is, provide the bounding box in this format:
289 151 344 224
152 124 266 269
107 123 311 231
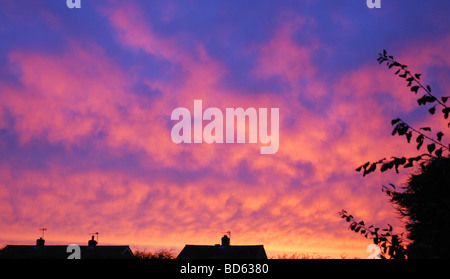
102 2 180 62
2 3 449 259
252 16 317 87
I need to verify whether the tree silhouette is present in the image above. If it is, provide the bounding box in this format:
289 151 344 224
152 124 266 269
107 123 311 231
340 50 450 259
385 156 450 258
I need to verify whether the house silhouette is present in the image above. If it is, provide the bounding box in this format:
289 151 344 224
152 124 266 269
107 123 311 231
0 236 134 259
177 234 267 259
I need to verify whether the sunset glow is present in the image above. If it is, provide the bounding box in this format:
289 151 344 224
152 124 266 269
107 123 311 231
1 0 449 259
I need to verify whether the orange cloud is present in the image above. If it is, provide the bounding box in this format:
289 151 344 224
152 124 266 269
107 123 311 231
2 3 449 260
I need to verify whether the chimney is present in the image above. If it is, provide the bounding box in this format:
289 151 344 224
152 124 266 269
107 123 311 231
36 237 45 247
221 234 230 247
88 235 97 247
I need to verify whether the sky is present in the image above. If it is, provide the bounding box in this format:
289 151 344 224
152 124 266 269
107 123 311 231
0 0 449 258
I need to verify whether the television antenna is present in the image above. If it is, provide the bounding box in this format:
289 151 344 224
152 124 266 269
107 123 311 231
39 228 47 239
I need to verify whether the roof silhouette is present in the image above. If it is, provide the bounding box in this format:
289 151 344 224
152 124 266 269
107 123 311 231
177 234 267 259
0 236 134 259
0 244 134 259
177 244 267 259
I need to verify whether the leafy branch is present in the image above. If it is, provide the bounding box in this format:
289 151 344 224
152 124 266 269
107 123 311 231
377 49 450 118
357 50 450 176
339 210 407 259
391 118 448 151
341 50 449 259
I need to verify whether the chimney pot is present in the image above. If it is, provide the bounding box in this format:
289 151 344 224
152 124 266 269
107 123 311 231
88 235 97 247
36 237 45 247
221 235 230 247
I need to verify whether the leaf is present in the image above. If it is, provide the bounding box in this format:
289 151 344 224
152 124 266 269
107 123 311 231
427 143 436 154
417 141 424 151
356 166 362 172
427 85 432 92
362 162 370 169
369 163 377 172
416 134 424 150
416 134 424 143
437 132 444 142
404 156 422 169
383 49 387 57
429 106 436 115
417 95 427 105
394 69 401 75
391 118 402 125
443 107 450 119
420 127 431 132
410 86 420 94
406 131 412 143
442 97 449 104
397 124 409 136
415 73 422 80
380 162 393 172
392 124 399 136
395 157 406 170
363 163 377 177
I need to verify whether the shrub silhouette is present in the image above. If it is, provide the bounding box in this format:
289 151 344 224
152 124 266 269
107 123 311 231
133 248 176 259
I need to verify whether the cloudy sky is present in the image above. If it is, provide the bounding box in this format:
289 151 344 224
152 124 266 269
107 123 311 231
1 0 449 258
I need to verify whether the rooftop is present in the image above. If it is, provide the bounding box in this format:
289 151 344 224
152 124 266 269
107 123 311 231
176 234 267 259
